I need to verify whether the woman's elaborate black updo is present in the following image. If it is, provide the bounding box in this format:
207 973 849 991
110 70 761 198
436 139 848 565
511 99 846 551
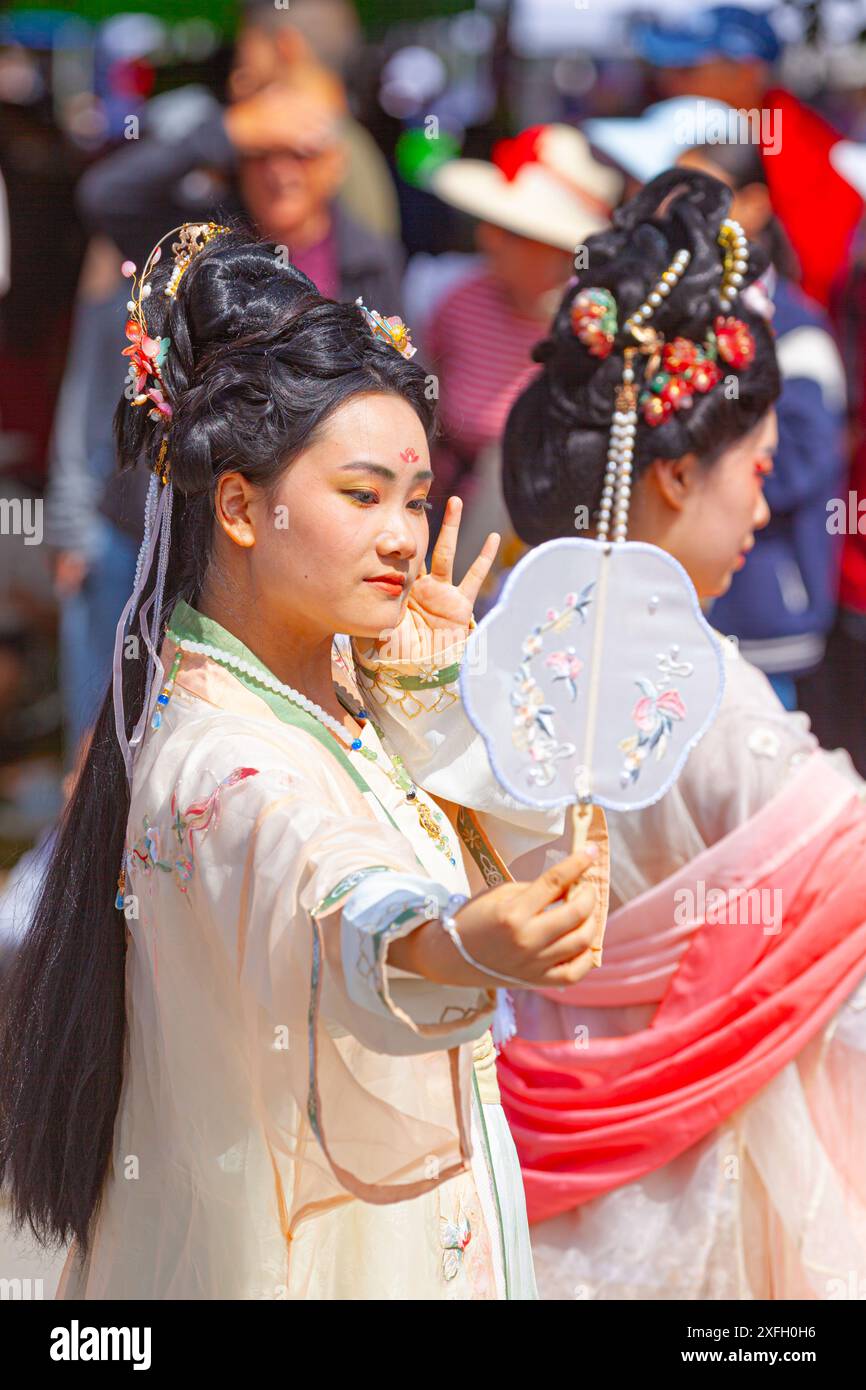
0 225 434 1258
502 168 782 546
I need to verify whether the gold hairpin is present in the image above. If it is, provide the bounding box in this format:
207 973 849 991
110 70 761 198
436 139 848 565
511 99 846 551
154 436 170 485
165 222 232 299
354 297 417 359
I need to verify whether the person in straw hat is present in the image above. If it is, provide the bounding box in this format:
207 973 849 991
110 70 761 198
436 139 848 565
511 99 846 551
422 124 622 599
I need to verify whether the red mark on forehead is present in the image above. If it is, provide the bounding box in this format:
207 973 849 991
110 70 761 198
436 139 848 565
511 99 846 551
400 446 420 463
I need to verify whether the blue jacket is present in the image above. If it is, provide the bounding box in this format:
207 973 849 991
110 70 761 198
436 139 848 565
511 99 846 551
709 275 847 676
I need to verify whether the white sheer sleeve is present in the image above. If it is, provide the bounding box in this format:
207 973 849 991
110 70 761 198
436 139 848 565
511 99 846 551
166 726 495 1056
677 634 866 845
126 718 498 1213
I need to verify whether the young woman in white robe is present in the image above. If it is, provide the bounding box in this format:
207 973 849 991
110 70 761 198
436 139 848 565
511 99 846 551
0 228 606 1300
497 168 866 1300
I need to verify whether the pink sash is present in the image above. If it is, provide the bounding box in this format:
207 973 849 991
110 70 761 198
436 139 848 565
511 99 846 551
497 755 866 1224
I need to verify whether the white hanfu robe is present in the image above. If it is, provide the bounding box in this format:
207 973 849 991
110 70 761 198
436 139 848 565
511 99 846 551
56 598 605 1300
513 632 866 1300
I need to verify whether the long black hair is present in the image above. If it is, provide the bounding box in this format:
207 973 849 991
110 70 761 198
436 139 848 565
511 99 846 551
502 168 782 546
0 226 435 1256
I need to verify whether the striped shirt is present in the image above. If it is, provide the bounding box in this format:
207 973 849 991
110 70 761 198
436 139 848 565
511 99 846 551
425 270 544 465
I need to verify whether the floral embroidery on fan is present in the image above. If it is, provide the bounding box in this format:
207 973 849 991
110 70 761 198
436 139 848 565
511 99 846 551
127 767 259 894
546 647 584 700
510 584 594 788
619 647 691 786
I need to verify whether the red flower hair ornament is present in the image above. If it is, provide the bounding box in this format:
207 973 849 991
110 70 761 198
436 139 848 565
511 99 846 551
638 315 756 427
570 284 757 428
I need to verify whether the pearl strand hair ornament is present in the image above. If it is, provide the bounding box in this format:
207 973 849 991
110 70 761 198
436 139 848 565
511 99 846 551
593 216 749 542
717 216 749 312
595 247 692 544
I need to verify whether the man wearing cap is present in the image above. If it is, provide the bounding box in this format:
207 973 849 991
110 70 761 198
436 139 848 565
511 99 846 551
614 4 863 311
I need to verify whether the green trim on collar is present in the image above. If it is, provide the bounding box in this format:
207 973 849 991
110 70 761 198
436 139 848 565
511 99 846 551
166 599 370 799
165 600 421 857
168 598 269 674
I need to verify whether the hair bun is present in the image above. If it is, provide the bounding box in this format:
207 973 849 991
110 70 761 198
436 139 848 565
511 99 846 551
182 238 320 348
502 167 782 544
541 167 770 418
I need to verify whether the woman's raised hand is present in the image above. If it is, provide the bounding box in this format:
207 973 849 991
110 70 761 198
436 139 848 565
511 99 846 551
373 496 500 666
389 849 600 991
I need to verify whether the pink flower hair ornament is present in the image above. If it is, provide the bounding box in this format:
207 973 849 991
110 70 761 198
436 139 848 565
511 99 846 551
111 222 232 834
354 296 417 359
120 221 232 428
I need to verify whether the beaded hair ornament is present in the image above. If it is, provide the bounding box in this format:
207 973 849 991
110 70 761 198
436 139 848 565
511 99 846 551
111 222 233 797
121 221 232 428
568 216 757 540
354 296 416 359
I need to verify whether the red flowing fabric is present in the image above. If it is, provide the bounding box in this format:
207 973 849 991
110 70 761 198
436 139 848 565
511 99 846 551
761 87 863 309
497 757 866 1225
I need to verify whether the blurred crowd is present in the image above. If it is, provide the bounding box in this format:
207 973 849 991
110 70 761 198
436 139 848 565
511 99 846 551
3 0 866 915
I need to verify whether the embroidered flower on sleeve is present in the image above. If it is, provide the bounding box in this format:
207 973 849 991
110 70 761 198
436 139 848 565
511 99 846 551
440 1201 472 1280
127 766 260 895
747 727 781 759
